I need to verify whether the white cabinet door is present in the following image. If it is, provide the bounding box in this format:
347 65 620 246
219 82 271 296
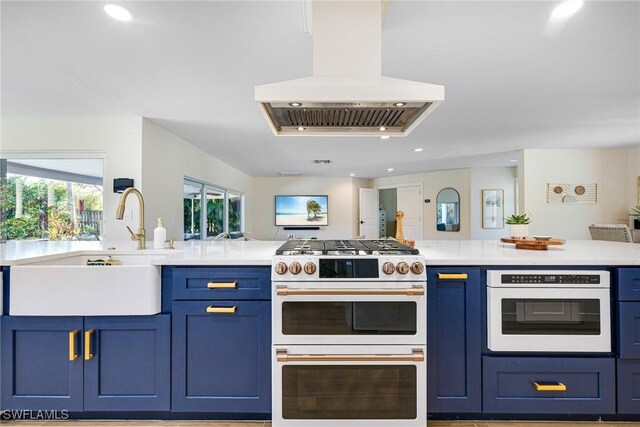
397 185 423 241
358 188 379 239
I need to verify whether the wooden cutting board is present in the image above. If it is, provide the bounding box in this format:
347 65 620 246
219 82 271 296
500 237 565 250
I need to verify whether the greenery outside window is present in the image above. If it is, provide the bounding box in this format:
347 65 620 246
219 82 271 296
183 178 244 240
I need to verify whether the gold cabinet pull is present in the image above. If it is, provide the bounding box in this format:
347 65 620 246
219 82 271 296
276 287 424 297
68 330 79 361
207 281 237 289
276 348 424 363
533 381 567 392
84 329 94 361
437 273 468 280
206 306 237 314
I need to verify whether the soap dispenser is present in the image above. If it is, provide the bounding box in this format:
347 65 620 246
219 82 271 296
153 217 167 249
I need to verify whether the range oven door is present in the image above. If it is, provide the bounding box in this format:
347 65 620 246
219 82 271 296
487 287 611 352
272 282 426 345
272 345 426 427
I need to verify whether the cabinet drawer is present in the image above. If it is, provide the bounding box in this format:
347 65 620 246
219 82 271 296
619 302 640 359
618 359 640 414
618 268 640 301
482 356 615 414
171 267 270 300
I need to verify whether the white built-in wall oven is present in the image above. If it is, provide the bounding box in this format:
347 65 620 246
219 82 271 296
487 270 611 353
271 239 427 427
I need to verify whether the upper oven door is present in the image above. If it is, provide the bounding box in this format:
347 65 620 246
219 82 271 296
487 286 611 352
273 282 426 345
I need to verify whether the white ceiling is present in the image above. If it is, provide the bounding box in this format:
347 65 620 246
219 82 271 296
2 1 639 178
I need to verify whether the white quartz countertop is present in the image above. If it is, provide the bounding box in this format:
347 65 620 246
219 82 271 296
0 239 638 266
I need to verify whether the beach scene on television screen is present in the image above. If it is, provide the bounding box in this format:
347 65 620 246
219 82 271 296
276 196 328 226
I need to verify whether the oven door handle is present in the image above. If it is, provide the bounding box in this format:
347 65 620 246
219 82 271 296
275 286 425 296
276 348 425 363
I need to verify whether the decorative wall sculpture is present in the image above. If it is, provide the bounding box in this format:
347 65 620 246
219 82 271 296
547 183 597 204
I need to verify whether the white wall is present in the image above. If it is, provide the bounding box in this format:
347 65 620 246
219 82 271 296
252 176 372 240
374 169 471 240
470 167 516 240
1 117 143 241
141 119 253 241
522 148 631 239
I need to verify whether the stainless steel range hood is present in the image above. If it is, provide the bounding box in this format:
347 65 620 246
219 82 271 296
255 1 444 137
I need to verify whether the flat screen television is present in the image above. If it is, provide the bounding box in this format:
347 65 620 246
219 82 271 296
275 195 329 227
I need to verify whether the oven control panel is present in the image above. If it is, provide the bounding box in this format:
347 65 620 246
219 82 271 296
487 270 610 288
502 274 601 284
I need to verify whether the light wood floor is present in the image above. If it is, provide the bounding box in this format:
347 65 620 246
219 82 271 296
2 421 640 426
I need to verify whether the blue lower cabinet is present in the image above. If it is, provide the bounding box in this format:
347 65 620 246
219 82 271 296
483 356 616 414
1 316 84 410
619 302 640 359
618 359 640 414
427 268 482 413
83 315 170 411
172 300 271 413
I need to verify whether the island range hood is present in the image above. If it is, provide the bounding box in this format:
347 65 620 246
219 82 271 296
255 0 444 137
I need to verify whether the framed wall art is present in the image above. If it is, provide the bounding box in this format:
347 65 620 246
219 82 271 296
482 189 504 229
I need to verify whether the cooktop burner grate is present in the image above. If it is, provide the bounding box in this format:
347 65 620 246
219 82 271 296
275 239 419 255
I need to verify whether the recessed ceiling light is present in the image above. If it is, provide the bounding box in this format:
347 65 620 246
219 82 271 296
393 102 406 107
387 168 394 173
314 159 331 164
510 159 517 162
550 0 583 21
413 148 423 152
278 171 301 176
297 126 305 131
289 102 302 107
380 135 390 140
379 126 386 132
104 4 134 22
349 173 355 177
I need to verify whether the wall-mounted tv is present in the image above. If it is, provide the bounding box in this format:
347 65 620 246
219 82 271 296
275 195 329 227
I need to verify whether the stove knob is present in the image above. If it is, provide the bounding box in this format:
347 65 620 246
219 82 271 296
275 262 288 275
289 262 302 275
411 262 425 275
382 262 395 275
396 262 410 275
304 262 317 275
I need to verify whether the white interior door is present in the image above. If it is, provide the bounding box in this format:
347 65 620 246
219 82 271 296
397 185 423 240
358 188 379 239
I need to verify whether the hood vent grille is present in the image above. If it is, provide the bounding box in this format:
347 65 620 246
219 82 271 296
261 102 433 135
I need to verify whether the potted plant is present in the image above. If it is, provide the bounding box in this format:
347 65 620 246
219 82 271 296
632 205 640 230
505 213 531 239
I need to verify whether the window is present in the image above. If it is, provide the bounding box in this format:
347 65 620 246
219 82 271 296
0 157 104 242
183 178 244 240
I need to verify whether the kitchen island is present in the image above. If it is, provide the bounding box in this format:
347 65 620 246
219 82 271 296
1 239 639 421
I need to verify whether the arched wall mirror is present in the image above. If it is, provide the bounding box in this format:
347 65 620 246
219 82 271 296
436 187 460 232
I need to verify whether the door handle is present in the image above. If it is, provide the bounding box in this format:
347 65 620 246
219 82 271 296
533 381 566 392
360 220 365 224
207 281 237 289
206 306 237 314
276 348 424 363
84 329 94 361
276 286 424 296
68 330 79 361
437 273 468 280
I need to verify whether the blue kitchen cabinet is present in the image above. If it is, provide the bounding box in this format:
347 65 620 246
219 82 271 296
618 359 640 413
426 268 482 413
171 266 271 301
1 315 170 411
83 315 170 411
617 268 640 302
1 316 84 410
619 302 640 359
172 300 271 413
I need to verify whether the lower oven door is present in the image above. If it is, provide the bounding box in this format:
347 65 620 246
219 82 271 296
272 282 426 345
272 345 426 427
487 287 611 352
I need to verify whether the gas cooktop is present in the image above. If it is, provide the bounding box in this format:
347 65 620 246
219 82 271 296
275 239 420 256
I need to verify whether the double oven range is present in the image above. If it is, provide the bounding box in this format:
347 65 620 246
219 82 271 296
271 240 427 427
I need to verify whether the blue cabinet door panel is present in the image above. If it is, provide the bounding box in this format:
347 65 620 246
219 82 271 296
483 356 615 414
618 268 640 302
172 300 271 413
618 359 640 414
1 316 84 410
619 302 640 359
83 315 170 411
172 267 271 300
427 268 481 413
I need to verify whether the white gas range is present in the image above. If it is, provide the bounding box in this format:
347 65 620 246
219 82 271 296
271 239 426 427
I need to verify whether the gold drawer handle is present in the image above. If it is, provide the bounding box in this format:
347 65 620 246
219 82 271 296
437 273 468 280
68 330 79 361
206 306 237 314
533 381 566 392
207 281 237 289
276 287 424 296
84 329 94 361
276 348 424 363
